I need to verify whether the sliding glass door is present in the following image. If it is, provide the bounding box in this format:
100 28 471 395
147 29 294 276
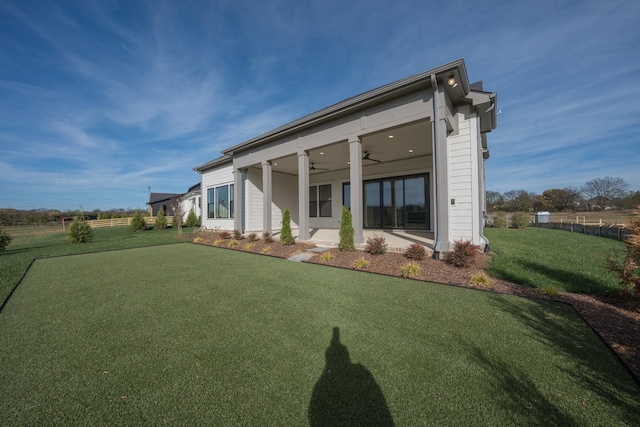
359 173 429 230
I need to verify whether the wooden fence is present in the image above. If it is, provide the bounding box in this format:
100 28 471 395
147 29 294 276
62 216 173 230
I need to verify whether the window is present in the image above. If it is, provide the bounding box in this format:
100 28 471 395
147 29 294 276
207 184 234 219
309 184 331 218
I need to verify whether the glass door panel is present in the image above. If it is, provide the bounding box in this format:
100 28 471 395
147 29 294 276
404 176 428 229
364 181 381 228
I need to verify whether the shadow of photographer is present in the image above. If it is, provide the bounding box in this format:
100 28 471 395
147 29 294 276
308 327 394 426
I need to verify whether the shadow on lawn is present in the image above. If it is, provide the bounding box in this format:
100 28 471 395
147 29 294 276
488 295 640 424
308 327 394 426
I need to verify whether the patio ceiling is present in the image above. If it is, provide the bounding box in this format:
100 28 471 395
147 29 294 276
265 119 433 176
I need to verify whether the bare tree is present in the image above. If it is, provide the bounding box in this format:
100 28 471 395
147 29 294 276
542 188 581 212
170 196 183 236
581 177 629 209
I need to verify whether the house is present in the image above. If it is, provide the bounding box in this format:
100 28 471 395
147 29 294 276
147 192 182 216
194 59 497 257
180 183 202 221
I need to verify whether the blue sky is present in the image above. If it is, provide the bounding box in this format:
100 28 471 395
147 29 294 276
1 0 639 211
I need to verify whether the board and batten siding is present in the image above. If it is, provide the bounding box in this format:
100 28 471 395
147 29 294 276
447 105 482 244
201 162 235 230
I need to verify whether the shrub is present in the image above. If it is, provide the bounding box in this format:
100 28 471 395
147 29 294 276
540 284 562 297
213 239 223 246
399 262 422 278
352 257 369 270
510 212 529 229
233 229 243 240
493 215 507 228
130 210 147 232
262 231 273 243
366 235 387 255
262 246 272 254
319 251 335 263
247 232 258 242
606 205 640 296
404 243 427 260
228 239 240 248
339 206 355 251
0 226 12 251
280 209 295 245
67 216 93 244
155 208 168 230
219 230 231 239
445 240 481 268
244 242 255 251
193 237 203 243
469 273 491 287
185 209 199 227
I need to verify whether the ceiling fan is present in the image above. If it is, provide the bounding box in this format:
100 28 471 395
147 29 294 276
310 162 330 171
363 151 382 163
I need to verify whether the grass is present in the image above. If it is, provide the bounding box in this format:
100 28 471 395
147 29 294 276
485 227 625 294
0 226 188 305
1 244 638 425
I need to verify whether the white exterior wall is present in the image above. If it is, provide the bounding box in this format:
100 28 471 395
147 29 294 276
201 163 235 230
447 105 482 245
244 168 298 232
180 196 201 221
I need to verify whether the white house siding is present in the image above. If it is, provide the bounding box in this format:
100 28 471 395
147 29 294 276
447 106 482 245
244 168 298 232
201 162 235 230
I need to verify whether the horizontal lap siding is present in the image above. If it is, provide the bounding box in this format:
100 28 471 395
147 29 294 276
201 163 235 230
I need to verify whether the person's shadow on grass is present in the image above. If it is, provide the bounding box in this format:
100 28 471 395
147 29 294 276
308 327 394 427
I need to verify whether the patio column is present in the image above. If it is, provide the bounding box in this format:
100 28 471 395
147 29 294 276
297 151 311 240
262 161 272 234
432 80 451 256
233 167 243 232
349 138 364 244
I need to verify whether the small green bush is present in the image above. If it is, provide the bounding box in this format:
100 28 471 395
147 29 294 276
606 205 640 297
510 212 529 229
339 206 355 251
493 216 507 228
540 284 561 297
155 209 168 230
280 209 295 245
262 246 272 254
445 240 481 268
130 210 147 232
233 229 243 240
366 235 387 255
228 239 240 248
68 216 93 243
185 209 199 227
243 242 255 251
0 226 11 251
319 251 335 263
404 243 427 260
399 262 422 278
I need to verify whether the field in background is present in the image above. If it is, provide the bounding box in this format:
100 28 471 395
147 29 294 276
489 210 634 226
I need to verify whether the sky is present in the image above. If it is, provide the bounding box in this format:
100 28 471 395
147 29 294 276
1 0 639 211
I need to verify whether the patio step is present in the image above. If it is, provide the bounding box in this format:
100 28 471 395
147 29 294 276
287 247 329 262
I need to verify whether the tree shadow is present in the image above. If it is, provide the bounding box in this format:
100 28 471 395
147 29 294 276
308 327 394 427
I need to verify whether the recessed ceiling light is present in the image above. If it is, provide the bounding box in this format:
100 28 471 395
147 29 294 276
409 149 414 153
320 152 324 155
273 163 278 166
388 135 394 139
347 161 350 165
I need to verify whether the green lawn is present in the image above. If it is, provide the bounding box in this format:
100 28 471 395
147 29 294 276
485 227 625 293
1 244 638 426
0 226 191 305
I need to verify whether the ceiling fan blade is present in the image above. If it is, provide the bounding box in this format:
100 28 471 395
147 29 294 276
363 151 382 163
310 163 330 171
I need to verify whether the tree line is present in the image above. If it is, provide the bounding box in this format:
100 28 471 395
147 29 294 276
488 177 639 212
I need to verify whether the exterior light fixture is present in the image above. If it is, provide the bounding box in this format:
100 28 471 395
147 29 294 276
409 149 414 153
447 74 456 86
388 135 394 139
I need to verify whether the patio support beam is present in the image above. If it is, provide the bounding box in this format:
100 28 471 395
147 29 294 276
349 138 364 244
297 151 311 241
262 161 272 234
431 75 451 257
233 167 244 232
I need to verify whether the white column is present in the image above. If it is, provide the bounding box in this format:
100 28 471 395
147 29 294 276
262 161 272 234
233 168 243 232
349 138 364 244
297 152 310 241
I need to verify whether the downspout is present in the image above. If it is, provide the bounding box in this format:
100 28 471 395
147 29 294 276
431 74 444 258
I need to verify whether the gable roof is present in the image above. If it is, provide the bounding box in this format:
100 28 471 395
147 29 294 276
148 193 182 205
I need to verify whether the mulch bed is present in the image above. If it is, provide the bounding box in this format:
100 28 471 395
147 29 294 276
188 233 640 381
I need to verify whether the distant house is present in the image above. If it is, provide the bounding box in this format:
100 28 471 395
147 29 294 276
147 193 181 216
180 183 202 221
194 59 496 256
